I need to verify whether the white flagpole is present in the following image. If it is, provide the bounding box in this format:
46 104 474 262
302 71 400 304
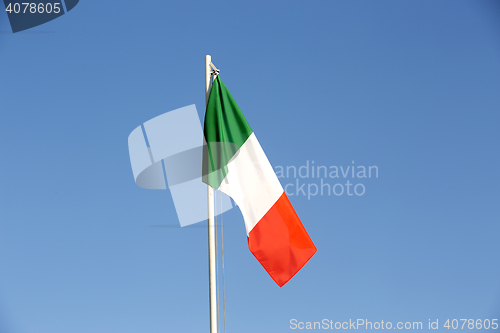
205 54 217 333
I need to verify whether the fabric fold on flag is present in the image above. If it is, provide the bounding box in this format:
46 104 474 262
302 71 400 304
203 76 316 287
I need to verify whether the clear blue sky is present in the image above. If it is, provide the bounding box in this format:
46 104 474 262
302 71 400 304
1 1 499 332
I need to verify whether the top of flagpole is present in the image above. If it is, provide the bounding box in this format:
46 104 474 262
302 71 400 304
205 55 220 106
206 55 220 78
205 55 211 106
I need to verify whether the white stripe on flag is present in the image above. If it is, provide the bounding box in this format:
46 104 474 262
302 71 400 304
219 133 283 235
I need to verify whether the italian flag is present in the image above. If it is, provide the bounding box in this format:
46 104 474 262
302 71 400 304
203 76 316 287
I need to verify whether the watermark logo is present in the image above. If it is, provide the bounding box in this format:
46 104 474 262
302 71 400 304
128 105 233 227
3 0 79 33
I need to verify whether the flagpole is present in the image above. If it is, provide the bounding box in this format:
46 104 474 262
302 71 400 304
206 54 217 333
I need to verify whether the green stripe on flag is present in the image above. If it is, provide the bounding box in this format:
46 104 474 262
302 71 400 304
203 76 253 188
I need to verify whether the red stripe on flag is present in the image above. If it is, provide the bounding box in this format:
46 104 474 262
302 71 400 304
248 192 317 287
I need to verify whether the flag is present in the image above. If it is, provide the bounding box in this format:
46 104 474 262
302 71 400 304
203 76 316 287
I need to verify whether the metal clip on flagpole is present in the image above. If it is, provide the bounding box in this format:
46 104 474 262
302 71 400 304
206 55 218 333
210 62 220 76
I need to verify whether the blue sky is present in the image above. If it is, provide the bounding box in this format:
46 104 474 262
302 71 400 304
1 1 500 332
